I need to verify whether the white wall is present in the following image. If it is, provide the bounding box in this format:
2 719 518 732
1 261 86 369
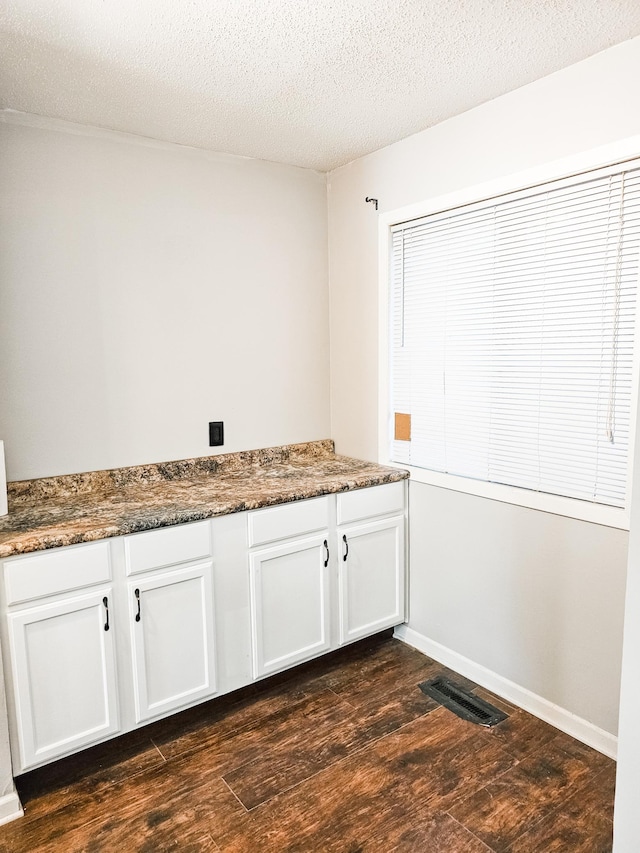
0 115 329 481
328 36 640 737
408 486 627 736
614 393 640 850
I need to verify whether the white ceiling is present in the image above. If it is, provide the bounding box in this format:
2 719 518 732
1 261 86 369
2 1 640 172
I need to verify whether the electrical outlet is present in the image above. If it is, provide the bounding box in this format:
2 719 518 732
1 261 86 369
209 421 224 447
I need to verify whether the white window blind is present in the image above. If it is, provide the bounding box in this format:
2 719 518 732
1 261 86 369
389 162 640 508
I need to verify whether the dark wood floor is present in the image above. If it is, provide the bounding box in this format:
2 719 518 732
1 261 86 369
0 633 615 852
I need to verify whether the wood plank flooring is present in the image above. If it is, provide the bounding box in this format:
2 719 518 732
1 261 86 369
0 633 615 852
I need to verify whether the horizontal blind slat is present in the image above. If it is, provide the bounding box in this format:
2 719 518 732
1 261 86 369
390 161 640 508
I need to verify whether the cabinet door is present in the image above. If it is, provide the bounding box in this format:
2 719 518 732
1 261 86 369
338 516 405 645
7 588 119 771
128 562 216 724
250 534 330 678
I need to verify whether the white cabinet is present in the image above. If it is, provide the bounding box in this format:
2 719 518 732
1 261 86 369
7 588 119 770
123 521 216 724
128 562 216 723
0 481 406 773
337 516 404 645
248 497 331 678
335 482 406 645
0 520 216 772
247 484 406 674
250 534 330 677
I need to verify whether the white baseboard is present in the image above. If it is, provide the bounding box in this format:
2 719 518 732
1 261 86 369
0 789 23 825
394 624 618 760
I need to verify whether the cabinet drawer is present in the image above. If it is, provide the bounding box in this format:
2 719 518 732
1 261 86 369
337 482 405 525
125 521 211 576
4 542 111 606
248 497 329 547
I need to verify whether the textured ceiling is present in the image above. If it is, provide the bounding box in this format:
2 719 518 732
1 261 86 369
2 1 640 171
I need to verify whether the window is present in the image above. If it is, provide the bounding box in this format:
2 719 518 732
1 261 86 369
386 160 640 522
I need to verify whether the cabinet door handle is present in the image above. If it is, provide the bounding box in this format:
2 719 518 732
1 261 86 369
343 534 349 562
135 588 141 622
103 596 110 631
323 539 330 567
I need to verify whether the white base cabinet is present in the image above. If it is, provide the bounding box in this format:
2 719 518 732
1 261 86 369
338 516 404 645
250 534 331 677
336 481 406 645
7 588 119 770
0 481 406 774
128 562 216 724
0 521 217 773
247 483 406 678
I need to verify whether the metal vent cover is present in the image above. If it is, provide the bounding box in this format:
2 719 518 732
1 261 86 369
419 676 508 727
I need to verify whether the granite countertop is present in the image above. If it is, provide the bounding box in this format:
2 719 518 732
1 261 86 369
0 440 409 559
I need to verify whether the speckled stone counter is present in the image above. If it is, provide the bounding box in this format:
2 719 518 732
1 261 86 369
0 441 409 558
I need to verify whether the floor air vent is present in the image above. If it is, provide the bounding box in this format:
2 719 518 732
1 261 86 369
419 677 508 727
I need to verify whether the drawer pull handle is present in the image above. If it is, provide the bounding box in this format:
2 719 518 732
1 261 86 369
343 534 349 562
103 596 110 631
135 588 141 622
323 539 330 567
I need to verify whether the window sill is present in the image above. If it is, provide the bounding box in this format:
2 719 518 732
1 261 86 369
382 461 630 530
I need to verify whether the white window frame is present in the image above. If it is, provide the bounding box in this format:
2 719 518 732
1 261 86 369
378 136 640 531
